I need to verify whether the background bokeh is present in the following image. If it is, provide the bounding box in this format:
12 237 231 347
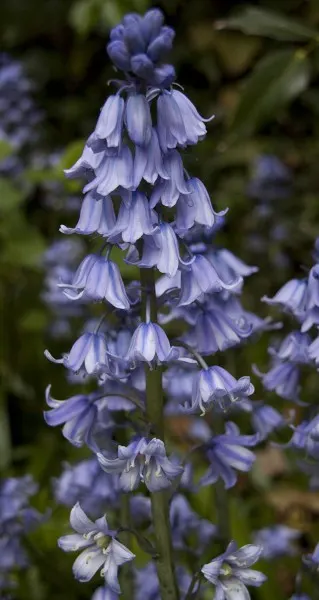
1 0 319 598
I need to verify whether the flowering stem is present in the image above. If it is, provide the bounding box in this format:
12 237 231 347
140 267 179 600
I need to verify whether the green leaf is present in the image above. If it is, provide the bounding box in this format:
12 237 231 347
0 139 13 161
0 177 24 213
230 49 311 137
216 6 319 41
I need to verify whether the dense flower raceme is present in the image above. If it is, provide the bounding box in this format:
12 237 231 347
0 476 45 591
43 8 270 599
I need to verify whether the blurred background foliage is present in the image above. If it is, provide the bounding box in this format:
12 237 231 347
2 0 319 598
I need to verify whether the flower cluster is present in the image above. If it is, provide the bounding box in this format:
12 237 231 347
255 236 319 596
0 476 45 594
44 8 267 599
0 53 42 174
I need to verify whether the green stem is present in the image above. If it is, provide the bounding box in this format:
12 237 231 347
140 267 179 600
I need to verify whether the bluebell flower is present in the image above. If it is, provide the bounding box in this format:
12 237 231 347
91 586 118 600
109 191 157 243
84 146 133 196
202 541 266 600
0 53 42 161
178 254 241 306
125 321 180 366
0 474 45 583
90 95 125 149
58 503 135 593
253 525 299 559
43 238 84 266
125 94 152 146
45 331 109 375
290 595 310 600
288 414 319 459
306 263 319 311
128 222 181 277
301 306 319 332
207 248 258 281
54 457 119 517
262 278 307 317
163 364 195 403
199 422 259 489
308 333 319 364
97 437 183 492
175 177 225 231
268 331 310 363
60 192 116 237
44 385 100 448
251 403 287 439
150 149 190 208
133 127 169 186
65 143 104 181
169 494 216 551
157 89 210 151
106 10 175 87
303 542 319 571
57 254 130 309
183 366 254 415
181 297 253 355
253 361 302 404
0 475 37 525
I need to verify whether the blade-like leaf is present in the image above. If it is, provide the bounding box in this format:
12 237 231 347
230 49 310 137
216 7 318 42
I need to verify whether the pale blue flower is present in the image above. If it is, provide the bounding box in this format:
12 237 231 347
60 192 116 237
126 322 180 366
54 457 119 517
150 149 190 208
65 143 104 180
91 95 125 149
262 278 307 317
157 89 210 151
109 191 157 243
44 385 100 448
178 254 241 306
254 526 299 559
254 361 302 403
97 437 183 492
58 503 135 593
91 586 118 600
199 422 259 489
128 222 181 277
184 366 254 415
202 541 266 600
303 542 319 570
133 127 169 186
176 177 226 232
251 404 286 439
125 94 152 146
84 146 133 196
45 331 109 375
57 254 130 309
